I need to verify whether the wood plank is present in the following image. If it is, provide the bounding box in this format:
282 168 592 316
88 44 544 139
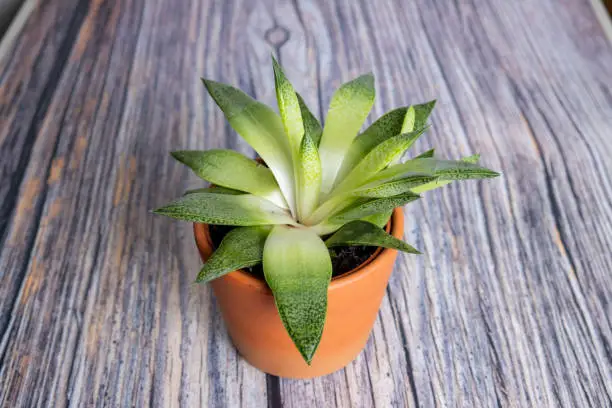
370 0 612 406
272 0 612 406
0 0 85 336
0 0 268 406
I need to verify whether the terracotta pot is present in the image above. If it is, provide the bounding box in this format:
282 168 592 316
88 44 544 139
193 208 405 378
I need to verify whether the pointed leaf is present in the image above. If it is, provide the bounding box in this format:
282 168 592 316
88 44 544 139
172 150 286 207
414 148 435 159
410 154 493 193
433 160 499 180
272 57 304 155
354 174 437 198
361 211 392 228
297 134 322 221
153 192 295 226
401 100 436 133
387 101 435 166
202 79 296 214
336 101 436 182
336 107 409 181
297 93 323 147
333 128 426 194
409 180 447 194
263 226 332 364
185 186 244 195
196 226 271 283
318 73 375 194
400 106 416 133
326 221 420 254
387 106 418 166
328 192 420 223
372 158 500 185
462 153 481 163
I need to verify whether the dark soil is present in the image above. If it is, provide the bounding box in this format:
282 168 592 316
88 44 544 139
208 225 377 280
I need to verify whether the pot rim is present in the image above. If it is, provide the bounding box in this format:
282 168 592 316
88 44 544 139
193 207 405 295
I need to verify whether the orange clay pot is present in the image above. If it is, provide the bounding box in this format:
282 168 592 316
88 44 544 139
193 208 405 379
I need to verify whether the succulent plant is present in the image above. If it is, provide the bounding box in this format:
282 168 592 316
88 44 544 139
154 57 499 364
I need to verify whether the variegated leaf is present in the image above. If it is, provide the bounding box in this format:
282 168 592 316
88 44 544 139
297 93 323 147
400 100 436 133
371 158 499 185
410 154 488 193
196 226 271 283
353 174 437 198
172 149 286 207
153 192 295 226
360 211 393 227
333 128 426 195
184 186 244 195
327 192 420 223
272 56 304 156
318 74 375 194
325 220 420 254
202 79 297 215
263 226 332 364
297 134 322 221
414 148 435 159
336 107 408 181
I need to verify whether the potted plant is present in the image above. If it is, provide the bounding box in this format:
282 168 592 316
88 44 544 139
154 58 499 378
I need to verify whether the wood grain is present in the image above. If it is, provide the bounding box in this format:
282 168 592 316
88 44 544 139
0 0 611 407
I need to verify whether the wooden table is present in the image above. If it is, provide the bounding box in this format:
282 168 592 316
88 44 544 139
1 0 611 406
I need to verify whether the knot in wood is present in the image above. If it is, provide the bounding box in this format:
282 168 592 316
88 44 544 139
265 26 290 48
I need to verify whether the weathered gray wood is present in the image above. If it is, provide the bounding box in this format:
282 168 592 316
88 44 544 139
0 0 611 407
0 0 269 406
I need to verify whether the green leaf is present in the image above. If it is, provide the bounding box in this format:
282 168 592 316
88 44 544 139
153 192 295 226
172 150 286 207
184 186 244 195
400 106 416 133
202 79 296 215
310 198 399 235
336 101 436 181
327 192 420 223
400 100 436 133
333 128 426 195
372 158 500 185
272 57 304 155
303 191 359 226
297 93 323 147
196 226 271 283
263 226 332 364
462 153 481 163
310 222 344 236
336 107 408 182
318 73 375 194
296 134 322 221
433 161 500 180
311 172 431 225
387 101 435 166
408 180 447 194
361 211 392 228
414 148 435 159
353 174 437 198
409 154 493 193
325 221 420 254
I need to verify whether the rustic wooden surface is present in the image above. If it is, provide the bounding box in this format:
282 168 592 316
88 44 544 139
0 0 611 406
